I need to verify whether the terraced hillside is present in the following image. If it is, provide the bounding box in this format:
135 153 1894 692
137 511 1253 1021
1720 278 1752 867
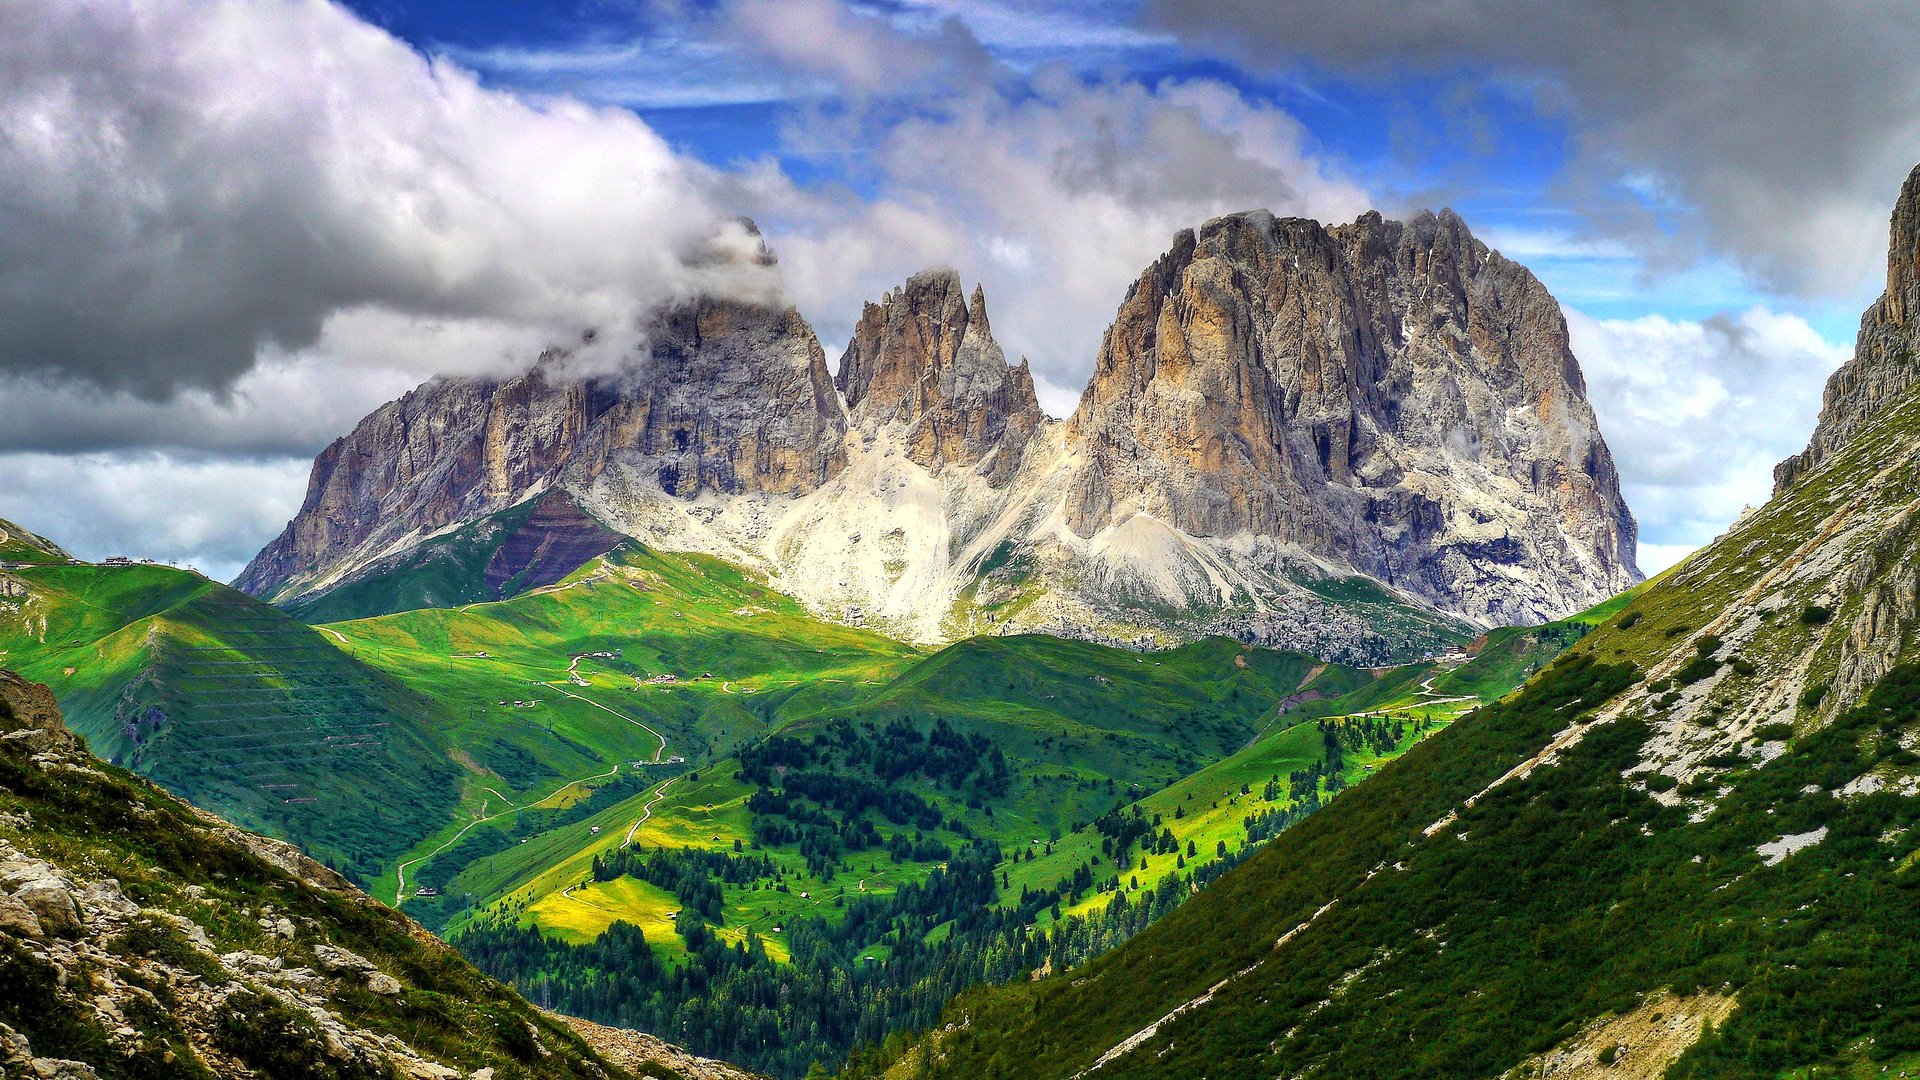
0 560 458 884
841 163 1920 1080
0 666 748 1080
283 490 627 624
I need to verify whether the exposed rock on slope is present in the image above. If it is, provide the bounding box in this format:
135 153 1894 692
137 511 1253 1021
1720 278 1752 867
836 269 1043 484
1777 159 1920 492
0 668 738 1079
240 210 1637 662
1062 209 1637 628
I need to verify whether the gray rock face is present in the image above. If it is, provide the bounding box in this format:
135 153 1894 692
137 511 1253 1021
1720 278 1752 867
836 269 1042 484
1777 161 1920 493
1062 209 1639 626
239 207 1640 657
235 297 845 605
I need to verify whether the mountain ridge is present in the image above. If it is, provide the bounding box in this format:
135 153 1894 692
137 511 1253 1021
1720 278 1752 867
237 206 1639 664
840 156 1920 1080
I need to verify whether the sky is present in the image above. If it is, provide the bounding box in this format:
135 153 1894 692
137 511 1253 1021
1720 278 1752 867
2 1 1916 583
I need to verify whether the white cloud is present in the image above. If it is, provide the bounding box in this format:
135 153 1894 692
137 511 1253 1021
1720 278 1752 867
1636 543 1700 577
0 452 311 582
1568 306 1852 553
736 67 1371 390
0 0 777 397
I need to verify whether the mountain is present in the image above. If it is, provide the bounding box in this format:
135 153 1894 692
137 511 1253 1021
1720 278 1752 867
238 209 1637 664
0 556 460 885
0 667 749 1080
841 161 1920 1080
835 269 1043 483
0 517 68 565
1058 209 1637 630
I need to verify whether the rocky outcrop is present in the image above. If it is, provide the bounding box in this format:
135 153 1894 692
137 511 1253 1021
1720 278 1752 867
1060 209 1639 627
241 208 1640 660
1777 161 1920 492
836 269 1043 484
0 667 732 1079
480 490 625 599
236 296 845 606
560 1015 759 1080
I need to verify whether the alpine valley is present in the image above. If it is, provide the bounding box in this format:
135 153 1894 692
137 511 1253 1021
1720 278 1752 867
16 4 1920 1078
0 199 1660 1077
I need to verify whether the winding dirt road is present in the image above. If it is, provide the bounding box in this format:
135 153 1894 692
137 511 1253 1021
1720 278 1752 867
550 684 669 763
394 763 620 906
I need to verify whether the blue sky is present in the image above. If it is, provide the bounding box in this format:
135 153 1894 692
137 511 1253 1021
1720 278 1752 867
338 0 1872 330
3 0 1915 579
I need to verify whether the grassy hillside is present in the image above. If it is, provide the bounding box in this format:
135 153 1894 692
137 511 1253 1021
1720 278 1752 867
0 561 459 884
282 491 625 623
0 666 743 1080
314 543 920 910
840 368 1920 1077
314 541 1598 1077
0 516 69 564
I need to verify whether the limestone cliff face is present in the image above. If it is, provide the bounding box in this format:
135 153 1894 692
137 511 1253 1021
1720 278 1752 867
234 297 844 603
1059 209 1639 626
835 269 1042 484
241 208 1640 660
1777 160 1920 493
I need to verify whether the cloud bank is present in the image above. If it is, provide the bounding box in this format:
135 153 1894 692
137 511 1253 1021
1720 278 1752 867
0 0 774 399
1145 0 1920 299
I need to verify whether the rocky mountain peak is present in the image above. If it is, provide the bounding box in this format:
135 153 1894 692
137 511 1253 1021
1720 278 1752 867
1063 206 1638 627
236 293 844 603
834 269 1042 482
1777 161 1920 492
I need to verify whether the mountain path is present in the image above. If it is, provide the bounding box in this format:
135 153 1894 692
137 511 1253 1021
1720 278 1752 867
394 763 619 906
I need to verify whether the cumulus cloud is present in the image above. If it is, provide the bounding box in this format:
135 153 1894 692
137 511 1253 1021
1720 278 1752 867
0 452 311 582
717 3 1371 389
1145 0 1920 298
0 0 775 398
1568 306 1851 561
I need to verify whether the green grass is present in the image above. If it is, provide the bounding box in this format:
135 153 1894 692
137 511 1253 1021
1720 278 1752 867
0 517 68 564
0 671 666 1080
841 387 1920 1079
282 497 550 621
317 540 1600 980
0 562 458 883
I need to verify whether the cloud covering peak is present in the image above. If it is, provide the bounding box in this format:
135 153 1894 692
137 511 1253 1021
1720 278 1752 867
0 0 777 398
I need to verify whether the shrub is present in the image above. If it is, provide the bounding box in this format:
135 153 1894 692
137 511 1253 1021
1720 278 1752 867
1799 682 1829 710
1800 603 1833 626
1618 610 1643 629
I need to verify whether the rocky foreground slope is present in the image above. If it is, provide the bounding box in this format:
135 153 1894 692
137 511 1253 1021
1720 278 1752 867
239 209 1637 663
840 160 1920 1080
0 667 748 1080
